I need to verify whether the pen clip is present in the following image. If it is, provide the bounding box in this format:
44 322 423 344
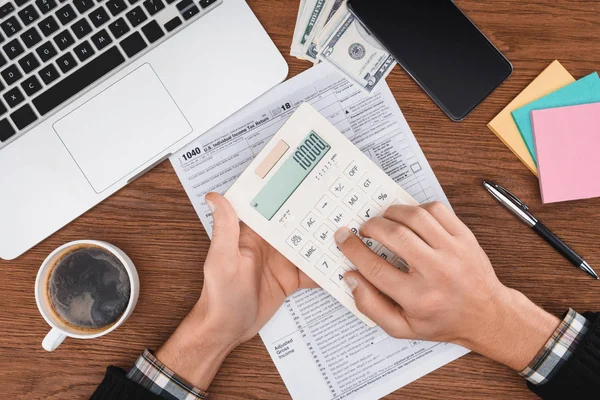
494 184 529 211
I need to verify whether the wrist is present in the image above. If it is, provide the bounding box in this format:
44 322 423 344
156 308 238 390
458 287 560 371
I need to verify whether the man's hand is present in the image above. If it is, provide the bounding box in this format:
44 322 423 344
156 193 316 389
335 202 560 371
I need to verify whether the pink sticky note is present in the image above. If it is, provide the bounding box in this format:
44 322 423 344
532 103 600 203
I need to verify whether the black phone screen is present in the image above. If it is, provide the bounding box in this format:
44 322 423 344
347 0 512 121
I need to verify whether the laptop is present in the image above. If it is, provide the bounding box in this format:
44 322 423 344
0 0 288 260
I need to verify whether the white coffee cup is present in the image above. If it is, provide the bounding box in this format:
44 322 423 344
35 240 140 351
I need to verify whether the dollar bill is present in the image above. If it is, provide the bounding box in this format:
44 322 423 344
290 0 307 56
303 0 345 62
291 0 328 58
318 12 396 93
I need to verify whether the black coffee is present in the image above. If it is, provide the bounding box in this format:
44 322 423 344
47 245 131 333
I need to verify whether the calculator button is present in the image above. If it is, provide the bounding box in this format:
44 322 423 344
344 257 357 271
392 257 409 272
344 161 361 181
329 177 349 198
300 212 319 233
315 254 335 275
329 206 350 228
314 223 335 244
363 237 381 252
342 189 363 211
315 194 334 215
372 186 392 207
357 173 377 195
377 246 395 262
347 219 362 238
300 241 320 262
330 267 346 287
357 202 380 222
286 230 304 249
330 242 343 258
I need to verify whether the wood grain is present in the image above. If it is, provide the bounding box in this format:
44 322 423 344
2 1 600 398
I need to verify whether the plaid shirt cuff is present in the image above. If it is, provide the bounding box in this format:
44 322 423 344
520 308 589 385
126 349 209 400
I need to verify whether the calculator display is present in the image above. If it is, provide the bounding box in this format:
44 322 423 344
251 131 330 220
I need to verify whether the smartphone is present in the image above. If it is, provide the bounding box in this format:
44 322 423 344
347 0 512 121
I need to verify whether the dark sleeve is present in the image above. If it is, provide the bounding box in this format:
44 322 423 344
90 367 165 400
528 312 600 399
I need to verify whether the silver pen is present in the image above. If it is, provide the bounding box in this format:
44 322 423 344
483 181 598 280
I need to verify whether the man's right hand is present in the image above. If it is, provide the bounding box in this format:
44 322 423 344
335 202 560 371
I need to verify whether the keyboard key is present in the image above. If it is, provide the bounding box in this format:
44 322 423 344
20 27 42 47
53 29 74 50
330 267 346 287
175 0 191 11
357 173 376 195
21 75 42 95
344 161 361 181
38 63 59 84
38 15 59 35
18 52 39 73
357 202 379 222
127 0 139 3
328 206 350 228
119 31 146 57
73 0 94 13
0 33 4 46
0 118 15 141
0 53 6 68
315 194 334 215
1 64 22 85
330 177 349 198
372 186 392 207
163 16 181 32
286 230 304 250
314 223 335 244
56 51 76 72
362 237 381 252
10 103 37 129
3 86 24 108
55 4 76 25
300 241 320 263
108 17 129 38
33 46 124 115
0 3 15 19
18 4 40 26
347 219 362 238
300 212 319 233
106 0 126 16
89 6 109 27
342 190 363 211
141 20 163 43
35 0 57 14
315 254 334 275
377 246 395 262
71 18 92 38
143 0 164 15
125 6 146 27
181 4 198 20
1 16 22 38
3 39 24 60
199 0 216 8
16 0 30 6
73 40 94 61
165 0 175 3
91 28 111 50
35 40 56 61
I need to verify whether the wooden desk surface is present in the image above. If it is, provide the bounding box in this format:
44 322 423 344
2 1 600 398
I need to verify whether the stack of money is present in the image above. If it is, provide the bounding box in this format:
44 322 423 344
291 0 396 94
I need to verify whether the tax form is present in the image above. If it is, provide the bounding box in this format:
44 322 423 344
170 62 469 399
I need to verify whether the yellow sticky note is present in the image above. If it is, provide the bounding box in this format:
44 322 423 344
488 60 575 176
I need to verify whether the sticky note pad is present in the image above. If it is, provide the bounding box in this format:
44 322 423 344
532 103 600 203
512 72 600 164
488 60 574 176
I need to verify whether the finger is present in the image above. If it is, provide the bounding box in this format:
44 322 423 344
360 217 435 266
298 270 319 289
344 271 413 338
382 204 452 248
420 201 470 237
205 192 240 253
335 228 410 303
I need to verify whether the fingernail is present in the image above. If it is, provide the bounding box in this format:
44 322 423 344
206 199 216 213
344 276 358 291
335 228 351 244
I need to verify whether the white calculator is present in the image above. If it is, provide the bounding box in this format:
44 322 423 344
225 104 418 326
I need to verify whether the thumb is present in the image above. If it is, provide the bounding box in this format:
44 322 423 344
206 192 240 253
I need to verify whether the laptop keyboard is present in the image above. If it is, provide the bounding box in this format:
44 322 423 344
0 0 222 144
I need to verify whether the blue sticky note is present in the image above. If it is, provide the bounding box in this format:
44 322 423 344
511 72 600 164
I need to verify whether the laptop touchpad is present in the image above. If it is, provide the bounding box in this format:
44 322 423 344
54 64 192 193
